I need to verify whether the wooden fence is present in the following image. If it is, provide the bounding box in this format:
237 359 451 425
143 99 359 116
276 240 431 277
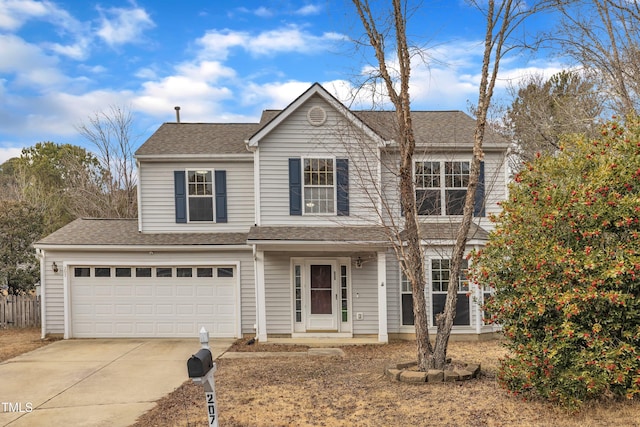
0 295 41 328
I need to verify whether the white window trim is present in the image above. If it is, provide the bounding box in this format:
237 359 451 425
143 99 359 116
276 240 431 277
414 159 470 216
186 168 216 223
301 156 337 216
428 256 471 328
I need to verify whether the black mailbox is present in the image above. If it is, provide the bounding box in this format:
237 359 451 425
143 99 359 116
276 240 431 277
187 348 214 378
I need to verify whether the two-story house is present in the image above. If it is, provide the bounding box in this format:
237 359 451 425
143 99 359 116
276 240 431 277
34 83 508 341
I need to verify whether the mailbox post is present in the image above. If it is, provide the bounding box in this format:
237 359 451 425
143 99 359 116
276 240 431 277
187 328 218 427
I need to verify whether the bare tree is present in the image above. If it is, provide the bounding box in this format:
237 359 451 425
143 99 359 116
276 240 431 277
501 70 604 169
76 105 138 218
350 0 542 370
552 0 640 116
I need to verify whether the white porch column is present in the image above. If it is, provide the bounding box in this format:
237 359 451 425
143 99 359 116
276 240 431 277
255 249 268 342
377 251 388 343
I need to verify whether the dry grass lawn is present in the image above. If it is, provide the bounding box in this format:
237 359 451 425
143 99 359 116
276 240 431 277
0 327 56 362
133 339 640 427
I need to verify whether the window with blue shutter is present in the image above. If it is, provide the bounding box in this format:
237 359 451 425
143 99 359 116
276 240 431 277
215 170 227 223
336 158 349 216
289 158 302 215
175 169 226 222
174 171 187 223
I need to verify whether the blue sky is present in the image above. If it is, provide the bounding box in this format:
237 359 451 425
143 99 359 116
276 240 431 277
0 0 565 164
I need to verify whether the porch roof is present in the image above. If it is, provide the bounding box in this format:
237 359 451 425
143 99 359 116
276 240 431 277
405 222 490 242
35 218 249 247
247 226 389 244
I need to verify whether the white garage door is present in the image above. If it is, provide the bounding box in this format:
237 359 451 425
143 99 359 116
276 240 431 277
70 265 237 338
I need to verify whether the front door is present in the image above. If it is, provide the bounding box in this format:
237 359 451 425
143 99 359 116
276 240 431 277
306 263 338 331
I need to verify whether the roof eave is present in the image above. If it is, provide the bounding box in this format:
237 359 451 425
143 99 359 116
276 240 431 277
34 244 252 252
135 153 253 162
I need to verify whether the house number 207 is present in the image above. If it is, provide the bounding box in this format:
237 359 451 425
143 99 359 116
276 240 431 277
206 392 217 426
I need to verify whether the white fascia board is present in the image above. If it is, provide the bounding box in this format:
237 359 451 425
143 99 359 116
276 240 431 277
134 154 253 162
249 241 388 252
33 244 252 252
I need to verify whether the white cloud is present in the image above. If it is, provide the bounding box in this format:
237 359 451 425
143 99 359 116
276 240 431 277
0 0 51 30
0 34 68 87
295 4 322 16
0 146 22 164
96 4 155 46
197 25 345 59
254 7 273 18
133 60 237 121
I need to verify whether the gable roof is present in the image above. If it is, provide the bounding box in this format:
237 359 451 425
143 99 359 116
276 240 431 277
246 83 385 148
135 123 258 158
35 218 248 248
134 84 510 158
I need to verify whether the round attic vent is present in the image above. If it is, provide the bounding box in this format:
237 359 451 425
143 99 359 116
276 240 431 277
307 106 327 126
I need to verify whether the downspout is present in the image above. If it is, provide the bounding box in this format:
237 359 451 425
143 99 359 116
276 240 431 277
474 244 482 334
36 248 46 339
252 244 260 339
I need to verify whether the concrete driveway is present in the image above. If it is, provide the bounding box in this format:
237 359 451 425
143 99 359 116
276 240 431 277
0 338 233 427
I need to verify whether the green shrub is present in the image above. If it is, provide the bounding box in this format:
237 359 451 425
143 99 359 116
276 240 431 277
471 117 640 408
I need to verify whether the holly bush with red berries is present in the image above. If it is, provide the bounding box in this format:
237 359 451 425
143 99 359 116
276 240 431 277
471 118 640 408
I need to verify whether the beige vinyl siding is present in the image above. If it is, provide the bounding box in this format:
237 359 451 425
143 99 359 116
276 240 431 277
351 258 379 334
258 95 381 226
263 253 292 334
138 160 254 233
41 249 255 336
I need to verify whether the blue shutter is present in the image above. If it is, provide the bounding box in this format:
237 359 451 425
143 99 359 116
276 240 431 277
174 171 187 223
336 158 349 216
215 170 227 223
474 161 485 217
289 158 302 215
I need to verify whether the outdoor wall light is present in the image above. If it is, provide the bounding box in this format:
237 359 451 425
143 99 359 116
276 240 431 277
355 257 363 269
52 262 59 273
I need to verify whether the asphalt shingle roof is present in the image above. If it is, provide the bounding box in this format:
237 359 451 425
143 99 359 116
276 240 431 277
247 226 389 243
135 109 508 157
35 218 248 247
135 123 259 156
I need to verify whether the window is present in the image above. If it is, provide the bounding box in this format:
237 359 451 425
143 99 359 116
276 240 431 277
177 267 192 277
294 265 302 323
303 158 335 214
431 259 468 292
115 267 131 277
340 265 348 322
156 267 172 278
415 160 469 215
188 170 214 221
400 265 414 326
216 267 233 278
74 267 90 277
136 267 152 277
431 258 470 326
197 268 213 277
95 267 111 277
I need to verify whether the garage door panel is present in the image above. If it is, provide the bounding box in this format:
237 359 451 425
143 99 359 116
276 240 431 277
136 305 153 315
95 305 113 315
156 304 174 315
176 286 194 297
156 286 173 297
71 265 237 338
